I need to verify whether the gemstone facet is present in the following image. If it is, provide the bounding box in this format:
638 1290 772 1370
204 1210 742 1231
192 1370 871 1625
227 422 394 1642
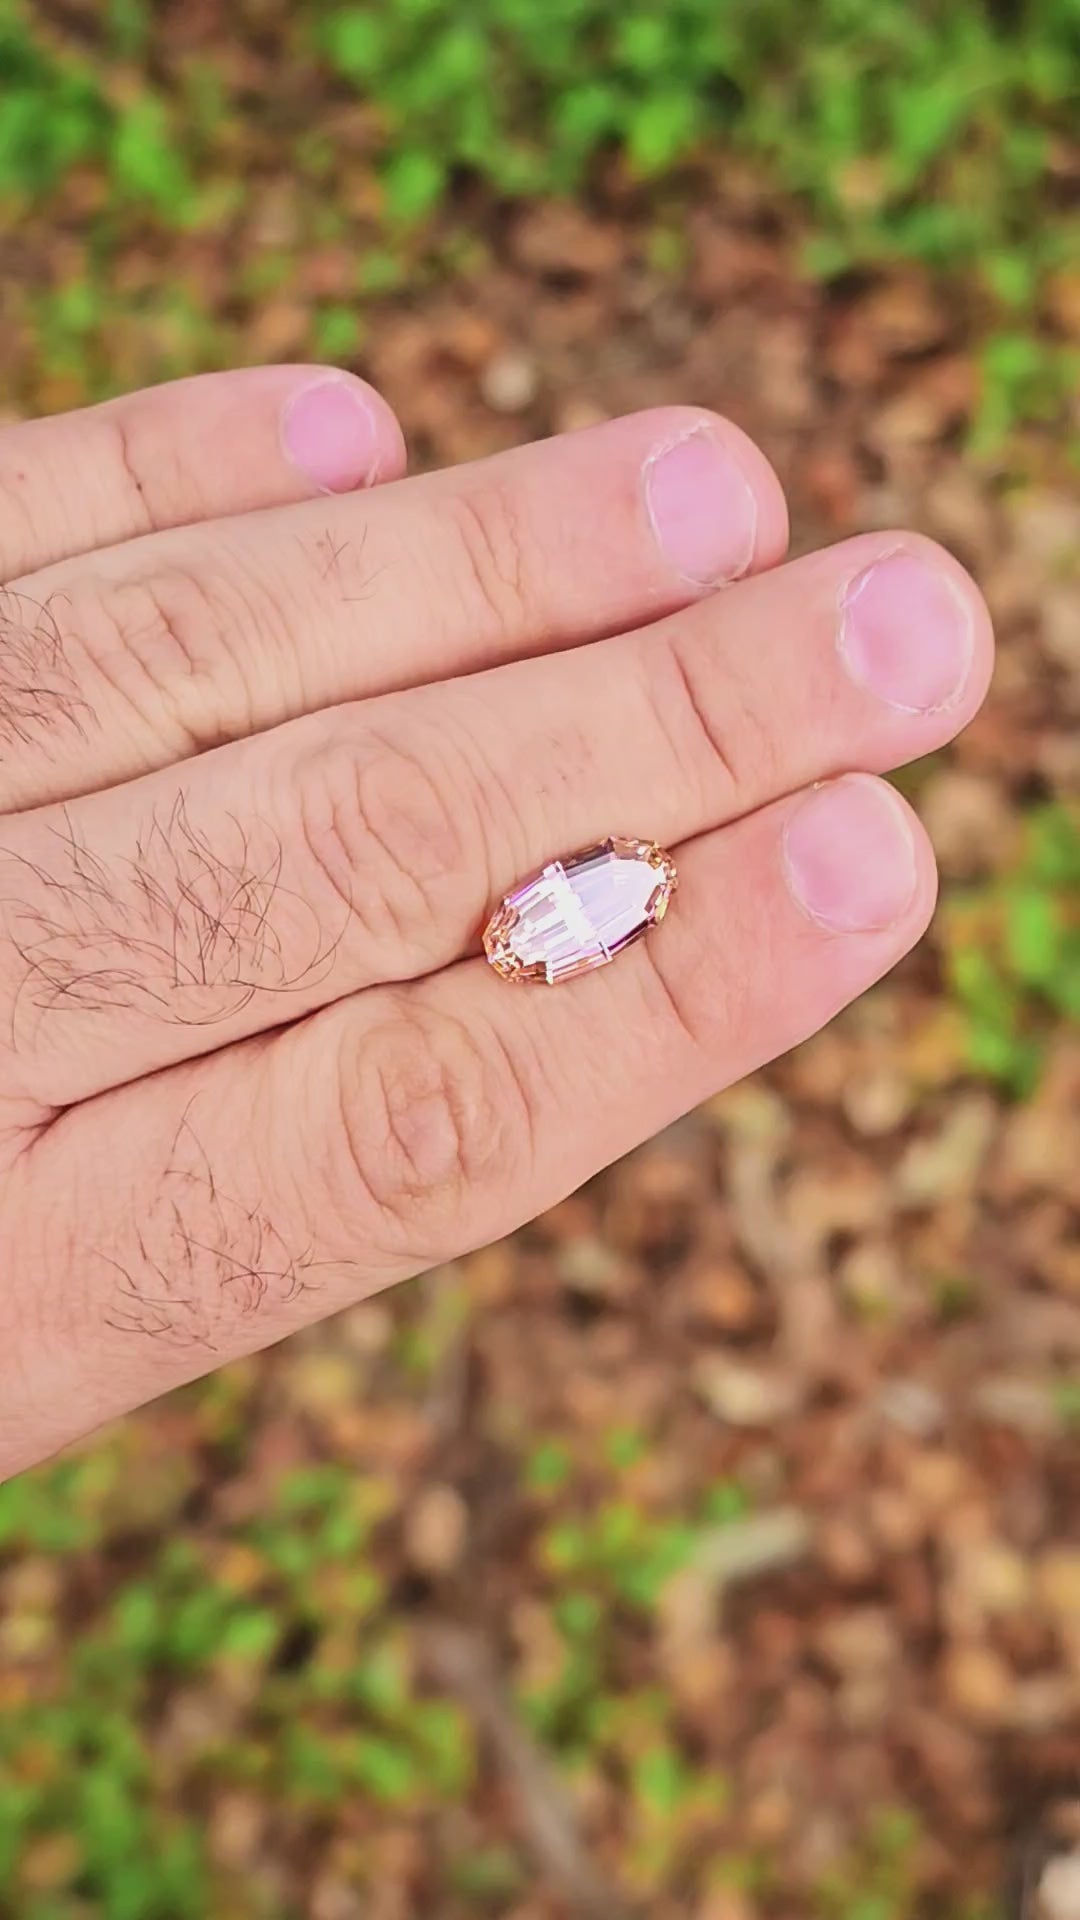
483 836 677 985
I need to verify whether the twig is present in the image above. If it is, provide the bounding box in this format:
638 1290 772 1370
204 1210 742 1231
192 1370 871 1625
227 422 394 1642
422 1622 637 1920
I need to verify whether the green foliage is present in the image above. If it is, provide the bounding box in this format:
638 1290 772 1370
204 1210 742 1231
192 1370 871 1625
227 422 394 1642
535 1474 754 1637
0 1453 471 1906
525 1437 575 1492
0 0 1076 306
0 1453 115 1554
944 804 1080 1095
110 94 196 219
0 4 109 199
0 4 182 220
540 1498 699 1609
522 1480 757 1775
1 0 1075 432
701 1478 752 1524
973 332 1078 450
306 0 1080 318
633 1740 714 1819
307 0 1080 228
626 1739 730 1888
314 301 364 359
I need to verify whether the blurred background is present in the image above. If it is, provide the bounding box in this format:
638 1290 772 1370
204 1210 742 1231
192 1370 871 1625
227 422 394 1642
1 2 1079 1916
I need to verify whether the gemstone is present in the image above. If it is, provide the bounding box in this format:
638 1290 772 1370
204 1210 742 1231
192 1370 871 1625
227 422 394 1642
483 836 677 985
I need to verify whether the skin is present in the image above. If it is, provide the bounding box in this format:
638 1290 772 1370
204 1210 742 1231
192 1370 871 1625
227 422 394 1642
0 365 994 1482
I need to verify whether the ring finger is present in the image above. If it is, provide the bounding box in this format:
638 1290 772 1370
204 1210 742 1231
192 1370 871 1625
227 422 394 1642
0 530 992 1112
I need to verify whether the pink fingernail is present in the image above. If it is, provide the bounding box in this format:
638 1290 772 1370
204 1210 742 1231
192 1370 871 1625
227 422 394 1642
839 549 973 714
281 376 379 493
645 427 758 585
783 776 918 933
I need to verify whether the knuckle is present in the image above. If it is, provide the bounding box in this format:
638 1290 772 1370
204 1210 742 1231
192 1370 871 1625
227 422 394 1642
293 722 475 968
332 998 528 1254
634 921 720 1055
654 629 742 804
72 548 290 761
445 479 532 637
655 624 778 807
106 409 175 531
69 564 224 755
100 567 215 679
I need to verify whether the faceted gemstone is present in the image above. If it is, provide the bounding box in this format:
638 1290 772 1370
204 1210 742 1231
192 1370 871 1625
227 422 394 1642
483 836 677 984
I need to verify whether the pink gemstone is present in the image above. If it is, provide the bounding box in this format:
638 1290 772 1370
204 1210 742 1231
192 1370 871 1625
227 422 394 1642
483 836 677 984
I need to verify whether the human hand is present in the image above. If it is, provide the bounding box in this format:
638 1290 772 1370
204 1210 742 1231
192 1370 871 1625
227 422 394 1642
0 367 992 1480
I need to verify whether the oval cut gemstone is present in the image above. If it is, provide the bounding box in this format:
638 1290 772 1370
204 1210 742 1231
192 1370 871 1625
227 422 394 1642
483 836 677 984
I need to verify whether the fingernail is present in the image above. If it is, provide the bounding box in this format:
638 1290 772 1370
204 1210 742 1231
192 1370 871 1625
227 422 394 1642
281 376 379 493
783 776 918 933
645 427 757 585
839 549 972 714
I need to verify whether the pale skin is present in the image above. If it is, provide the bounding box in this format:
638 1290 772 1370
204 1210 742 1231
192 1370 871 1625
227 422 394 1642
0 365 994 1482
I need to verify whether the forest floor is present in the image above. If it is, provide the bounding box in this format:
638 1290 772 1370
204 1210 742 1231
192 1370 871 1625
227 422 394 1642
0 26 1078 1917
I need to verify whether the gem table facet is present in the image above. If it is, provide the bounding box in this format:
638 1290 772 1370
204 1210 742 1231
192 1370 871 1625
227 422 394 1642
483 837 678 985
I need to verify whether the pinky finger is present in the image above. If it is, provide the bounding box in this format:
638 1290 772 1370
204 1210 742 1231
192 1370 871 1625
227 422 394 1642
0 365 408 578
0 775 934 1478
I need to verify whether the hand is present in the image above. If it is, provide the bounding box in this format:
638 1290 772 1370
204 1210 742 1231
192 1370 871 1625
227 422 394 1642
0 367 992 1480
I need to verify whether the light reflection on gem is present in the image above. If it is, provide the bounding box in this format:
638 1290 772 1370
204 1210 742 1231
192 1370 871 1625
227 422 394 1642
483 836 677 984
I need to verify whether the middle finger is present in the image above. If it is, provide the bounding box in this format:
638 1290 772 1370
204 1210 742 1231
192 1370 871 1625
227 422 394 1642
0 530 991 1112
0 408 786 812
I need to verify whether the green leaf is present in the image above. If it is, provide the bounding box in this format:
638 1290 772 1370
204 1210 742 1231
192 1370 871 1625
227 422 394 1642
615 17 674 73
349 1733 419 1802
702 1479 752 1524
1028 806 1080 886
412 1699 474 1793
382 148 446 224
526 1440 574 1493
350 1644 408 1714
111 94 193 217
967 1023 1041 1095
219 1607 279 1662
551 80 624 155
626 91 701 174
985 249 1036 308
633 1743 692 1819
888 75 973 184
541 1519 587 1569
113 1585 160 1657
1005 886 1062 987
554 1590 603 1640
321 7 386 82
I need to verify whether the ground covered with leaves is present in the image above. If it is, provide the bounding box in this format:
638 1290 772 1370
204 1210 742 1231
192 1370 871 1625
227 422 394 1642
0 4 1078 1918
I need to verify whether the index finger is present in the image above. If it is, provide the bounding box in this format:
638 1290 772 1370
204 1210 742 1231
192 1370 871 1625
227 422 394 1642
0 365 408 579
